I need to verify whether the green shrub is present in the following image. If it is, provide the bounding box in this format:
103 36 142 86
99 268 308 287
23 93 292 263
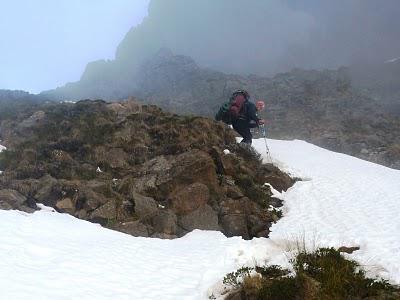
293 247 395 298
223 267 254 288
223 247 398 299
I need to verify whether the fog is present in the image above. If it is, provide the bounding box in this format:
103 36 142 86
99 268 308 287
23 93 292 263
115 0 400 76
1 0 399 93
0 0 149 93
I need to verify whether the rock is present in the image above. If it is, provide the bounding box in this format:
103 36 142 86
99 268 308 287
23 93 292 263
76 209 88 219
89 200 117 225
34 175 58 205
169 182 210 215
114 221 149 237
151 233 177 239
338 246 360 254
152 209 178 235
55 197 75 214
134 150 219 200
226 185 244 199
221 214 249 240
220 198 248 216
93 147 129 169
0 189 35 213
79 188 108 211
220 154 239 176
178 204 220 232
131 191 158 220
261 164 294 192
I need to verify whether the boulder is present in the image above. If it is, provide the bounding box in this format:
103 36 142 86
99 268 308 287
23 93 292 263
133 150 219 200
131 191 158 220
55 197 75 214
34 175 59 205
169 182 210 215
78 188 109 211
178 204 220 232
89 200 117 225
221 214 249 239
0 189 35 213
151 209 178 235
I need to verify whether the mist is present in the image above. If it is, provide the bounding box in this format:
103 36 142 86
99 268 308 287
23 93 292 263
115 0 400 76
0 0 149 93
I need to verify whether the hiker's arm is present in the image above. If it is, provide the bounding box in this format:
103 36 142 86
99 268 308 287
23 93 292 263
248 104 263 126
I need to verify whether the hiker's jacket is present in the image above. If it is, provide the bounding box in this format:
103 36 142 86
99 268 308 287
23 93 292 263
236 101 260 128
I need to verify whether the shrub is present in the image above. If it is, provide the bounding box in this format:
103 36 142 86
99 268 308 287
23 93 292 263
222 247 399 299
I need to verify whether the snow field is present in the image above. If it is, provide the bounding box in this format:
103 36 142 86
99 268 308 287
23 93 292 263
0 209 276 300
253 139 400 284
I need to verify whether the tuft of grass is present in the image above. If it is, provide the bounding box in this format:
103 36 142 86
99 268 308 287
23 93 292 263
292 247 395 298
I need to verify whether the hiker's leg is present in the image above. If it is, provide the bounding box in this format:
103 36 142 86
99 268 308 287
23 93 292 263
241 128 252 144
232 120 252 144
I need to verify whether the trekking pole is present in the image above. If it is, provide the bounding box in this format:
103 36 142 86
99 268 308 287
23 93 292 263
260 123 273 163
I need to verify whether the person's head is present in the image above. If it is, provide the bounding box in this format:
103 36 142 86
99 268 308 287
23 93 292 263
256 100 265 111
233 89 250 100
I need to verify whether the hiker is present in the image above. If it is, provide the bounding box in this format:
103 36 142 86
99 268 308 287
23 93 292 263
216 89 265 145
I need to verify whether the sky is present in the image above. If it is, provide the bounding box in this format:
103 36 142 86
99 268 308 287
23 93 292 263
0 0 149 93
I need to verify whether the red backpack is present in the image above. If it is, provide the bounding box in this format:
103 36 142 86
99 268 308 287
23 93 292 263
229 94 247 119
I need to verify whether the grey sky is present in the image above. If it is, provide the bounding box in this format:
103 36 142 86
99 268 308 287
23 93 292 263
114 0 400 79
0 0 149 93
2 0 399 93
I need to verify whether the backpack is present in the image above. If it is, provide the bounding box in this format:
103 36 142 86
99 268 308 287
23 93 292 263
215 93 247 124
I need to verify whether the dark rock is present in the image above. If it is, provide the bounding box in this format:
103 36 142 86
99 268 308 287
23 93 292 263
79 188 108 211
178 204 220 232
0 189 35 213
221 214 249 240
89 200 117 225
152 209 178 235
338 246 360 254
114 221 149 237
131 191 158 220
34 175 58 205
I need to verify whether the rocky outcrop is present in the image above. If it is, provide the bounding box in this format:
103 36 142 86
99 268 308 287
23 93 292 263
42 50 400 169
0 99 293 239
